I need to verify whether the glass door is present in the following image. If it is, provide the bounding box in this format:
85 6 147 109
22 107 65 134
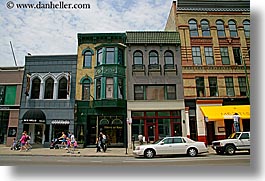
171 118 182 136
145 119 158 142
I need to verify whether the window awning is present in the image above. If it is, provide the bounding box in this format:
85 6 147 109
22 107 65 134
200 105 250 121
22 109 46 124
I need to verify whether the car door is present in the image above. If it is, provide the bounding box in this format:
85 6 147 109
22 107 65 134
156 138 174 155
237 132 250 150
172 137 187 154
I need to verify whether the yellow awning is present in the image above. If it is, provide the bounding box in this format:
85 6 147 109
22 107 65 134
200 105 250 120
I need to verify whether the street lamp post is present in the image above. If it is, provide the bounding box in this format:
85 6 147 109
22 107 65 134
204 117 208 145
125 118 132 154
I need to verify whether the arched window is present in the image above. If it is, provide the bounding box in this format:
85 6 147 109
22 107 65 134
216 20 226 37
133 51 143 65
243 20 250 38
58 77 67 99
164 51 174 65
44 77 54 99
83 51 92 68
82 78 91 100
228 20 238 37
149 51 159 65
189 19 198 37
201 20 210 36
31 77 41 99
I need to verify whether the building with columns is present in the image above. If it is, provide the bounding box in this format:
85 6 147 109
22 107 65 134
165 0 250 144
18 55 77 147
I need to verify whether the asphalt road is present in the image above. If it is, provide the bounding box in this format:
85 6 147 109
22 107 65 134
0 154 250 166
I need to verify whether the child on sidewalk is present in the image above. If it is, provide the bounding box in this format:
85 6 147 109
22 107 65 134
10 138 17 150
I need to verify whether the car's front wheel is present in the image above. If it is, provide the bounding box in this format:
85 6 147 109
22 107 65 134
144 149 155 158
187 147 198 157
225 145 236 155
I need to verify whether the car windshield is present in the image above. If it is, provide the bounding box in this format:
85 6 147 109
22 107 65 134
228 132 241 139
152 139 163 144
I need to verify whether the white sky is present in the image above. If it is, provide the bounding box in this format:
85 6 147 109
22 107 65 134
0 0 173 67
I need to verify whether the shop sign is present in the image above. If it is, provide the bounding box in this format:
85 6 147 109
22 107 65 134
222 111 250 119
103 126 122 129
22 119 46 124
51 120 70 124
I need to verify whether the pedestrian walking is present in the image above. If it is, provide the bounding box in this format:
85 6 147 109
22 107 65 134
69 132 76 153
138 133 143 145
101 132 107 152
25 132 32 151
10 138 17 150
58 131 67 147
19 131 28 151
95 136 101 152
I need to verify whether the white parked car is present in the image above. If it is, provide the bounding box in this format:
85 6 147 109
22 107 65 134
133 136 208 158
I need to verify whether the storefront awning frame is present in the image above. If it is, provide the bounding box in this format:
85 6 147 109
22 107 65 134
200 105 250 121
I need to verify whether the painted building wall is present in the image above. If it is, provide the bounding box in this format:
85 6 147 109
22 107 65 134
75 43 96 100
126 31 186 147
18 55 77 147
75 33 127 147
0 67 24 146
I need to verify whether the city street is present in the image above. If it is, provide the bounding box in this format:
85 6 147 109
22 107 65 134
0 154 250 166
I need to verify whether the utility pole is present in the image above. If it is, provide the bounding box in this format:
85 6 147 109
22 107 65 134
9 41 18 66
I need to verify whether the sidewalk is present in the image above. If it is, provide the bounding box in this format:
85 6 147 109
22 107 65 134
0 144 133 157
0 144 215 157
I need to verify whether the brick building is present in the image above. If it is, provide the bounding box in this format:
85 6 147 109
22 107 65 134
165 0 250 144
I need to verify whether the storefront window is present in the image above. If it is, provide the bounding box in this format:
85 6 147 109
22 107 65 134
158 111 170 116
76 124 85 144
172 110 181 116
0 111 9 144
97 116 124 146
146 112 155 117
158 119 170 138
131 110 182 141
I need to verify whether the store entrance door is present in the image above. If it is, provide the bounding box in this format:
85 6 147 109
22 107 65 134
145 119 157 143
171 122 182 136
